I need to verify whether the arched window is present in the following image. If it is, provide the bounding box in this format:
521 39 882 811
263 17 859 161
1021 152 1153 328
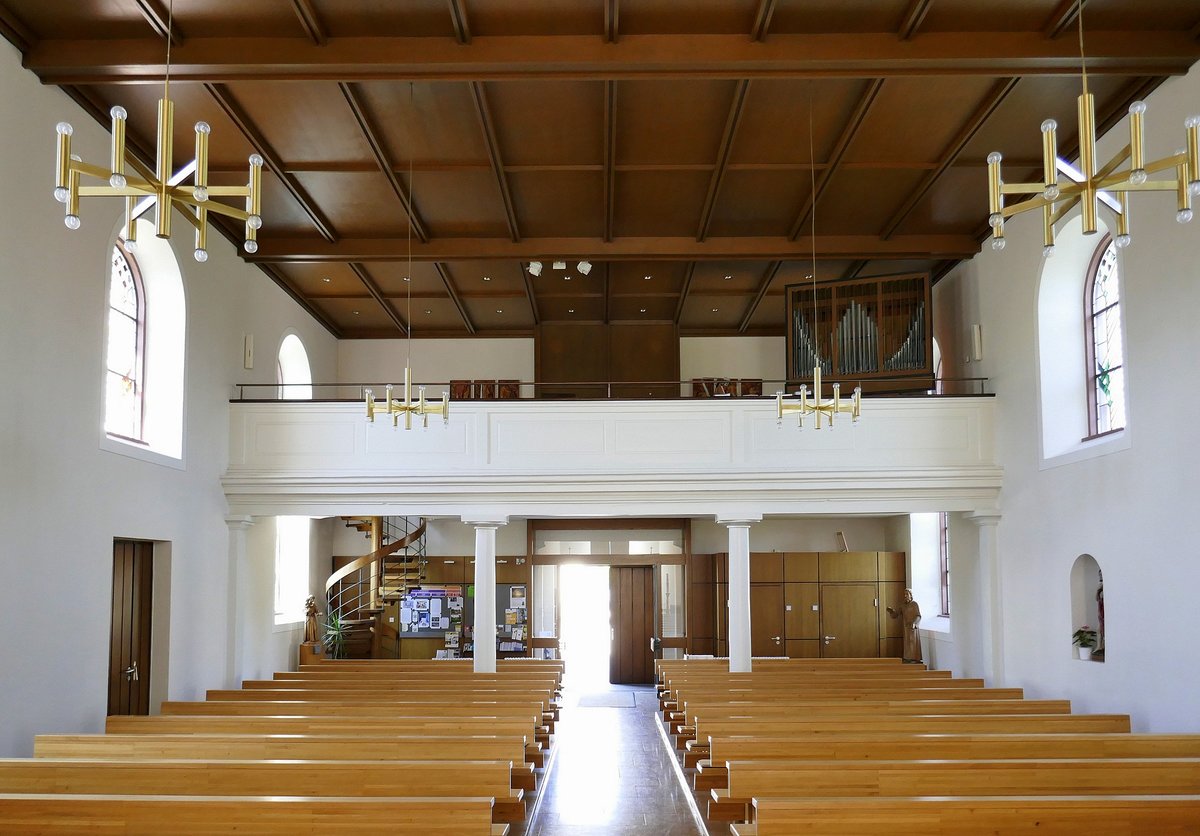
105 240 146 441
1084 237 1126 437
102 219 186 462
277 333 312 400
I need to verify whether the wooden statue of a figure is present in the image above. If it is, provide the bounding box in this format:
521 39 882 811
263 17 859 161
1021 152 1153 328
887 588 923 663
303 595 320 644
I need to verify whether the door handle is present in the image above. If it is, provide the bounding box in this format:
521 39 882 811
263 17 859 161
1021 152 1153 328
823 635 837 645
123 661 139 681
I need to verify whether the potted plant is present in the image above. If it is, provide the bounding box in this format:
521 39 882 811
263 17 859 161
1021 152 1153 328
324 612 348 660
1072 625 1098 661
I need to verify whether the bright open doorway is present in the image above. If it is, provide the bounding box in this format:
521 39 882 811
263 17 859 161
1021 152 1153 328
559 565 611 687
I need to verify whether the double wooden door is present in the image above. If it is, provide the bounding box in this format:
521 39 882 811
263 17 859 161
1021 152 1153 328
109 539 153 715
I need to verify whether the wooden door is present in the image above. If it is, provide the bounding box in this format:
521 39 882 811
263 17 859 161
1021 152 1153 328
750 584 785 656
609 566 655 684
819 583 878 658
109 540 153 715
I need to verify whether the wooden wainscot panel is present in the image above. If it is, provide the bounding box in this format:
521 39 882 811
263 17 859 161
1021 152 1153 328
819 551 879 582
687 553 716 586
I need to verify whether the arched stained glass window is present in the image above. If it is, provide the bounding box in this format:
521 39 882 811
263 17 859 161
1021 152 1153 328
105 240 145 441
1085 238 1126 437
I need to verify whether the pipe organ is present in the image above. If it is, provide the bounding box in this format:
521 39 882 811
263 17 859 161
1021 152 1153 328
786 272 933 394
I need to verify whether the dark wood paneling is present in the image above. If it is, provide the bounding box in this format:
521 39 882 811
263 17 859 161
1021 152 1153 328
750 583 785 655
423 556 466 584
783 551 819 582
535 322 609 399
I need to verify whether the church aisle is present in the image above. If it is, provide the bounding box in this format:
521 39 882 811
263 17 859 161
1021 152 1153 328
526 684 706 836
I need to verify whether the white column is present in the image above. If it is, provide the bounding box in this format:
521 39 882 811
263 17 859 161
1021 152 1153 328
968 511 1004 686
719 516 760 673
465 517 507 674
224 515 255 686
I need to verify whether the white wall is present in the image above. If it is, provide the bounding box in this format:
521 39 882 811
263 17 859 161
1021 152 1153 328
934 65 1200 731
338 338 534 396
0 42 336 756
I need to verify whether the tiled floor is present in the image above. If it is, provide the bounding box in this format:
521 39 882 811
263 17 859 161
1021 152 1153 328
524 683 708 836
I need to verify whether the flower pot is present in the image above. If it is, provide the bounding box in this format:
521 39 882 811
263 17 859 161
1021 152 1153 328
1077 646 1093 661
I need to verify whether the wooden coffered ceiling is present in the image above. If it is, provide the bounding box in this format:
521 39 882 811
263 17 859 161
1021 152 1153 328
5 1 1199 338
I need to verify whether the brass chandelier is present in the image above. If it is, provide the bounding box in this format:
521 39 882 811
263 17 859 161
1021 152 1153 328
365 85 449 431
986 0 1199 255
776 87 862 430
52 0 262 261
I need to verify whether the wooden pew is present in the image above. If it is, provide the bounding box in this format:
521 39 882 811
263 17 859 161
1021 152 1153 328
736 795 1200 835
0 758 526 823
0 793 505 834
231 683 559 722
681 714 1132 763
660 677 993 711
712 757 1200 822
100 717 545 771
695 733 1200 791
669 699 1071 734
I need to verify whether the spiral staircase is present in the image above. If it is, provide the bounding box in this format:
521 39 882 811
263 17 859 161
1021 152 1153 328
325 516 427 658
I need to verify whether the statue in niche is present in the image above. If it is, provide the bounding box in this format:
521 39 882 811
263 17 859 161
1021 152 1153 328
303 595 320 644
1095 570 1105 657
887 588 923 663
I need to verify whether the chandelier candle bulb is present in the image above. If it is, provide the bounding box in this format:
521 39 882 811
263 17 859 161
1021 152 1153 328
1115 193 1131 247
54 122 72 203
193 122 210 203
1129 102 1147 184
108 107 127 189
1186 116 1200 191
1041 120 1058 200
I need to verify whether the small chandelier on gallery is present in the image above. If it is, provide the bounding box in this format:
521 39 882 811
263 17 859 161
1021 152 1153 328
51 0 263 262
986 0 1199 255
776 86 862 431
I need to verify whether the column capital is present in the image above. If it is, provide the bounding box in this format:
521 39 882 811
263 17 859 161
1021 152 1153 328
717 515 762 527
225 515 255 531
966 510 1002 528
462 516 508 528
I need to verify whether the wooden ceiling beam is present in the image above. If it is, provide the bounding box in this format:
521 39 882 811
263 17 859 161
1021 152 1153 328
205 82 339 242
604 80 616 242
696 79 750 242
898 0 933 41
433 262 476 334
751 0 776 42
881 77 1019 239
605 0 619 44
737 260 781 333
134 0 182 44
247 234 980 263
27 32 1200 83
0 3 34 52
350 263 409 336
339 82 428 242
447 0 471 45
1043 0 1089 40
673 262 697 325
470 81 521 242
788 78 885 240
290 0 327 47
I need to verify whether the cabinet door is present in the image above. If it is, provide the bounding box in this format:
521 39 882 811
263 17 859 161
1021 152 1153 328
819 583 879 658
784 582 820 639
786 639 820 659
783 552 818 582
879 581 906 638
750 552 784 583
818 551 879 582
750 584 785 656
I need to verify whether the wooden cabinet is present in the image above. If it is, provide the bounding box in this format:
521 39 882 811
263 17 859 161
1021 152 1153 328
690 550 908 660
423 557 466 584
494 558 530 585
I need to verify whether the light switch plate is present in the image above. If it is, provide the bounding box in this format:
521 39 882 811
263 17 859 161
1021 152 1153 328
243 334 254 369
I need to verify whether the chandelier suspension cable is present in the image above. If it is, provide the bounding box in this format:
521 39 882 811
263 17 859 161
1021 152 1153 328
407 83 414 372
808 83 819 369
164 0 173 102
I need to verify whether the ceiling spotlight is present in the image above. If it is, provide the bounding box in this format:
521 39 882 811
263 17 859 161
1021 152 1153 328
424 309 432 314
496 309 503 314
482 275 491 282
552 260 567 270
639 308 647 313
528 261 543 276
568 308 575 313
322 277 332 283
643 275 652 281
724 275 733 280
711 308 719 313
577 260 592 275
